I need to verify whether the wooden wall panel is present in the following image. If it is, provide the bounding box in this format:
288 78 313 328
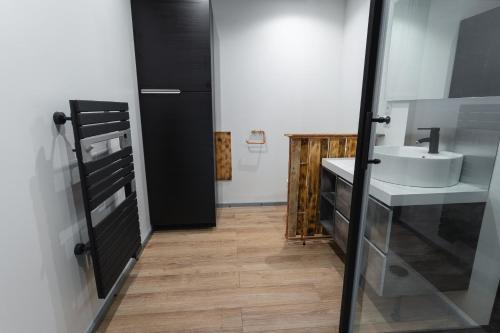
328 137 347 158
305 139 321 236
286 139 301 238
316 140 330 234
320 139 329 159
328 137 341 158
298 140 309 214
215 132 232 180
285 134 357 239
346 137 357 158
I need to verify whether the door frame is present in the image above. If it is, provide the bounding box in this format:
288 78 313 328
338 0 385 332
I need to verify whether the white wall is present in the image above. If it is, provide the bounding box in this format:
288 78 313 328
339 0 371 126
0 1 150 332
384 0 431 101
212 0 368 204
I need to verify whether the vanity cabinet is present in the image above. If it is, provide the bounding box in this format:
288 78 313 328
320 168 425 296
319 164 486 297
321 171 392 256
321 172 392 296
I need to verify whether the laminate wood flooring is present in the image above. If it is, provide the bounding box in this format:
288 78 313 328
97 206 344 333
97 206 464 333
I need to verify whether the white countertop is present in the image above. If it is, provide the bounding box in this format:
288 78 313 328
322 158 488 206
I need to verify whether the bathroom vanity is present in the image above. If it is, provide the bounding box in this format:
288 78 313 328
320 158 488 297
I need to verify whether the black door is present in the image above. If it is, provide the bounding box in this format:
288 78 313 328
140 93 216 228
131 0 211 92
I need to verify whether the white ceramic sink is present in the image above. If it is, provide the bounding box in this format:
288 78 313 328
371 146 463 188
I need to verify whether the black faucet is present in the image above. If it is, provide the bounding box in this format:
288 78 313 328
416 127 440 154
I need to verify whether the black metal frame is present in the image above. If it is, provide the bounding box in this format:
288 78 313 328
54 100 142 299
338 0 385 332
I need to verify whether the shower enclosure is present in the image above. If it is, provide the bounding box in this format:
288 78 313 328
340 0 500 332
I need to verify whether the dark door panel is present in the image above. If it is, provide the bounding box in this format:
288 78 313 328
141 92 216 228
131 0 211 92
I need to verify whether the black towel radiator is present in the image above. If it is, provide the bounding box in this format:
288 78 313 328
54 100 142 299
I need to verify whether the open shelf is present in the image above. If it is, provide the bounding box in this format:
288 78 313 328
320 195 335 237
320 192 335 206
319 167 337 237
321 168 336 193
320 219 334 236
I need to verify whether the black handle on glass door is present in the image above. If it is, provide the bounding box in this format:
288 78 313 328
367 159 381 165
371 116 391 124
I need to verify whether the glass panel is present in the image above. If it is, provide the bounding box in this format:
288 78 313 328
350 1 500 332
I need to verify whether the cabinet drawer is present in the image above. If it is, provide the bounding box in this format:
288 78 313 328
334 210 349 253
334 210 391 296
361 237 387 296
365 197 392 253
336 177 352 219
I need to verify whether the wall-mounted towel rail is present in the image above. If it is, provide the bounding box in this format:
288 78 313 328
53 100 141 299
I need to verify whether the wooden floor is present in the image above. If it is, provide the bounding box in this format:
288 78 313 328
97 206 465 333
97 206 345 333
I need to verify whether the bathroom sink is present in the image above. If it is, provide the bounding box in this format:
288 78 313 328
371 146 463 188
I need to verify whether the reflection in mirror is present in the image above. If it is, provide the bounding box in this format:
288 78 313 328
382 0 500 101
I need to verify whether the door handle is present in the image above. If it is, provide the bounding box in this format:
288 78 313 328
367 159 381 165
140 89 181 94
371 116 391 124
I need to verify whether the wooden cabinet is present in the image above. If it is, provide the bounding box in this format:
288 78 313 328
140 93 215 228
285 134 357 239
131 0 215 229
131 0 212 91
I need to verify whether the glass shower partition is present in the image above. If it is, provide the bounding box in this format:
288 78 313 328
342 0 500 332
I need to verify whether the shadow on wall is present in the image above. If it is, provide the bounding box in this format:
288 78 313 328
29 119 100 333
237 143 268 173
